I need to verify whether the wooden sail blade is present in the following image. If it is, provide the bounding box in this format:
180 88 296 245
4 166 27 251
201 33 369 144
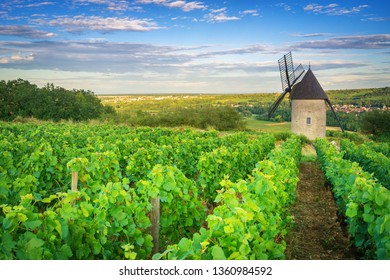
268 88 290 118
278 51 295 92
325 99 345 132
291 64 305 87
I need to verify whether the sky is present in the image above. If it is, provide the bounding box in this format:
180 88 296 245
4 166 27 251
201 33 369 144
0 0 389 94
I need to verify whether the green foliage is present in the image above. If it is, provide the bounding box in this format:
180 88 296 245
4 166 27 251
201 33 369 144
0 122 302 260
326 87 390 106
100 87 390 131
315 138 390 259
2 123 264 259
326 111 360 132
0 123 222 205
154 136 301 260
114 105 246 131
136 165 206 246
170 136 218 179
0 180 153 260
125 144 173 183
197 133 276 202
361 110 390 136
340 139 390 190
273 131 293 141
0 79 114 122
365 142 390 157
326 130 366 143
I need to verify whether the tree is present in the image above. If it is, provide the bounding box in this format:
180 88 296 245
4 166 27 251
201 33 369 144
0 79 115 122
361 110 390 135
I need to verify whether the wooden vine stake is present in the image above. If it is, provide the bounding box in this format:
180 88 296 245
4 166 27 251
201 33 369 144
71 171 78 192
151 195 160 255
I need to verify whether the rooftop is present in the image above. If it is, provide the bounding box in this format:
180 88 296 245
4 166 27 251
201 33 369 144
291 68 329 100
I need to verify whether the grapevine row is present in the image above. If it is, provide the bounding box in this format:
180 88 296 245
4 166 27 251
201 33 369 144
1 179 153 259
1 122 278 259
340 139 390 190
315 139 390 259
1 123 221 205
364 142 390 158
153 136 302 260
197 133 276 202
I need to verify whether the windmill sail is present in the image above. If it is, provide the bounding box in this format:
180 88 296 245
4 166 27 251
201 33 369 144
269 52 305 118
268 88 289 118
293 64 305 85
278 51 295 92
326 99 345 132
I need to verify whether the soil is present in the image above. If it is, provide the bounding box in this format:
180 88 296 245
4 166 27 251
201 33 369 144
284 146 356 260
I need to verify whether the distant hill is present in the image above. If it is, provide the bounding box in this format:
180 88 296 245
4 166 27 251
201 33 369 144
326 87 390 106
99 87 390 113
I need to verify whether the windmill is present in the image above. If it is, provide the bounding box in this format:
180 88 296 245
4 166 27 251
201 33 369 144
269 52 344 140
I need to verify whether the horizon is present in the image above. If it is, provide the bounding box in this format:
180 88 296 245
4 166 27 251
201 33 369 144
1 0 389 94
95 86 389 96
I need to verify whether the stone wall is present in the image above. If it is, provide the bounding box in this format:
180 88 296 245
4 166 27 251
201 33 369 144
291 99 326 140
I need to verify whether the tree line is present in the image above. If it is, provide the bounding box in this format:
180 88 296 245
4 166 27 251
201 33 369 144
114 106 246 131
0 79 245 131
0 79 114 122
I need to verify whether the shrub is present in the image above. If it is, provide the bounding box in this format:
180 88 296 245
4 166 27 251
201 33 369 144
361 110 390 136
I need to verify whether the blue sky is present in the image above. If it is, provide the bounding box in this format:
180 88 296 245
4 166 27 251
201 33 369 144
0 0 389 94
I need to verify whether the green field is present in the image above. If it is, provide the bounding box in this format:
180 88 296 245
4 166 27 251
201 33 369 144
245 118 291 132
245 117 344 134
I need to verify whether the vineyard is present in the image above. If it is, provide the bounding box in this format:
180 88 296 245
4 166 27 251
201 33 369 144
315 139 390 259
0 122 389 260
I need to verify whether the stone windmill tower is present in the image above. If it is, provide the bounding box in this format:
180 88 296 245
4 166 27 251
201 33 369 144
269 52 343 140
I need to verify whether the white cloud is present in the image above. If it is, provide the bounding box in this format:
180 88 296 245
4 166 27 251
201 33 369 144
23 2 55 8
39 15 163 32
166 1 204 12
0 53 34 64
276 3 292 12
0 25 56 38
136 0 207 12
362 17 390 22
73 0 131 12
205 7 240 23
304 3 369 16
107 1 130 11
292 34 390 50
0 40 192 73
3 37 383 76
196 44 271 58
73 0 112 4
241 10 259 17
0 40 273 76
292 32 331 38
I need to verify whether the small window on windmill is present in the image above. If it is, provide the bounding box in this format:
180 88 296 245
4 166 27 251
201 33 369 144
306 117 312 125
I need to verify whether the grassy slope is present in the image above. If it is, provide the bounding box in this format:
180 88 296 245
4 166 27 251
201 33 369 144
245 117 342 133
245 118 291 133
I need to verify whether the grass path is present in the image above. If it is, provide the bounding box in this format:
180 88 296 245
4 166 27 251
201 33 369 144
284 145 355 259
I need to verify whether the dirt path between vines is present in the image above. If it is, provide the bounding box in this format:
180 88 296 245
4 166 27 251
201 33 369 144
284 145 355 260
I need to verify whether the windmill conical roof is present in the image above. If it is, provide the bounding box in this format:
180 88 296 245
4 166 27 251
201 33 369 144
291 68 329 100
